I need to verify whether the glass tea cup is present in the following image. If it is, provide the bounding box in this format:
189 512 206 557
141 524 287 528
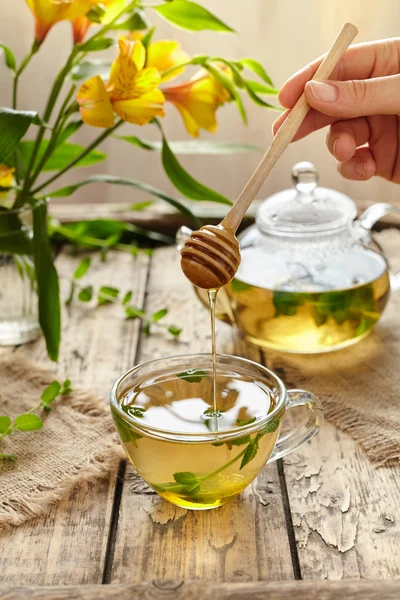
110 354 323 510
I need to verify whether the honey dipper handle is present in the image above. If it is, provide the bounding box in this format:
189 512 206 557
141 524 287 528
221 22 358 233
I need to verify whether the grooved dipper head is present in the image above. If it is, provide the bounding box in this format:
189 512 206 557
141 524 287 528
180 224 241 290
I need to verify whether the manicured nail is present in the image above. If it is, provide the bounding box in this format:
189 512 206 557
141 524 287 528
355 161 367 177
309 81 339 102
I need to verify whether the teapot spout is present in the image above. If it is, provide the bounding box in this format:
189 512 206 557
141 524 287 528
176 225 193 251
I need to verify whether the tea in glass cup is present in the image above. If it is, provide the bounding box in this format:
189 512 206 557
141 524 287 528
110 354 323 510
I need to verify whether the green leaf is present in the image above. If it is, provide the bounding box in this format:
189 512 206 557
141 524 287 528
60 379 72 395
57 120 83 146
85 4 106 23
229 435 251 446
0 207 33 255
48 175 202 229
122 405 146 419
33 202 61 362
112 9 148 30
117 135 262 154
168 325 182 338
240 441 258 469
41 381 61 406
0 416 11 434
142 321 151 336
244 83 281 110
122 291 132 305
245 80 279 95
125 306 145 319
71 59 112 81
74 256 91 279
129 201 154 211
98 286 119 305
78 37 115 52
18 140 106 172
0 42 16 72
160 133 232 205
153 0 234 32
178 369 207 383
78 285 93 302
0 453 17 461
230 279 252 292
258 417 281 437
141 26 155 50
115 135 158 151
237 58 274 86
0 108 37 163
173 471 199 485
13 413 43 432
152 308 168 322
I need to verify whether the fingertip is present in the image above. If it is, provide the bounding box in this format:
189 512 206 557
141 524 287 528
338 157 376 181
331 132 357 162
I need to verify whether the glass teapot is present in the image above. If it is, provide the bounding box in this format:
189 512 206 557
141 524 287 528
178 162 400 354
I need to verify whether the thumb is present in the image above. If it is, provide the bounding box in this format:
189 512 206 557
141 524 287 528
305 75 400 118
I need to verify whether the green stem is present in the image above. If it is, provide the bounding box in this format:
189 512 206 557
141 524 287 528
32 121 122 195
161 60 193 81
156 447 248 494
198 446 247 484
12 44 38 184
21 49 79 197
28 84 77 188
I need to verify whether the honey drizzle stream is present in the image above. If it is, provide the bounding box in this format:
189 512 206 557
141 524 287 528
208 289 219 435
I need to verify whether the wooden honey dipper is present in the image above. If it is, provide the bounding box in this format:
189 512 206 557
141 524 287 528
181 22 358 290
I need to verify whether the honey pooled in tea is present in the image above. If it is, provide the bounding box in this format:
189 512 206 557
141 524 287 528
112 366 281 509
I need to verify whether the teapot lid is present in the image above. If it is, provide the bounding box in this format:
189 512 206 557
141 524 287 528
257 161 357 235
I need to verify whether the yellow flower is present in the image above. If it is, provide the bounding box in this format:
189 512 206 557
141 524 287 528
25 0 123 44
76 39 165 128
146 40 189 81
72 0 126 44
0 165 14 198
163 70 231 137
122 36 189 81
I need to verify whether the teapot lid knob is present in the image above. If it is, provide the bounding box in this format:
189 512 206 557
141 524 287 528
292 161 319 194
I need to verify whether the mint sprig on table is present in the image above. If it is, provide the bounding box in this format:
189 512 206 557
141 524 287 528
65 257 182 340
0 379 72 461
153 416 281 497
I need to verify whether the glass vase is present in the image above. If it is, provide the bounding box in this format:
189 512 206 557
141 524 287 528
0 205 41 345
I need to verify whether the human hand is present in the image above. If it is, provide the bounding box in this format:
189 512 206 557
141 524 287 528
273 39 400 183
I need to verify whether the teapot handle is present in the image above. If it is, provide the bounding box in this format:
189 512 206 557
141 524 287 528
359 203 400 292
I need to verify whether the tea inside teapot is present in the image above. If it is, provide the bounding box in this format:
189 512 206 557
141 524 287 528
192 163 391 354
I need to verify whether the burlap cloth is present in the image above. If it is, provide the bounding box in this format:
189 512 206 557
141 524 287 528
0 358 123 528
265 230 400 467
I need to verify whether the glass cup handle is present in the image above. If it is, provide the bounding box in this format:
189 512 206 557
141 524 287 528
269 389 324 462
359 203 400 291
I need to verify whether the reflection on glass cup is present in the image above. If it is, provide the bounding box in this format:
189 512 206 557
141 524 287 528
110 354 323 510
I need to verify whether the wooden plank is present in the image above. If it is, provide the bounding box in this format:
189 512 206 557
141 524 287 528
109 247 294 583
261 230 400 580
1 579 400 599
0 250 150 585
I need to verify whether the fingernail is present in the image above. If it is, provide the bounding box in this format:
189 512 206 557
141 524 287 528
309 81 339 102
356 161 367 177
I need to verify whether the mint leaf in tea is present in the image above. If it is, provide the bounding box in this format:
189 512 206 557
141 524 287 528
112 367 282 510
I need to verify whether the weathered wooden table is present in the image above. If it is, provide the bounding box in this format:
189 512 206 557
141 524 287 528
0 214 399 599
